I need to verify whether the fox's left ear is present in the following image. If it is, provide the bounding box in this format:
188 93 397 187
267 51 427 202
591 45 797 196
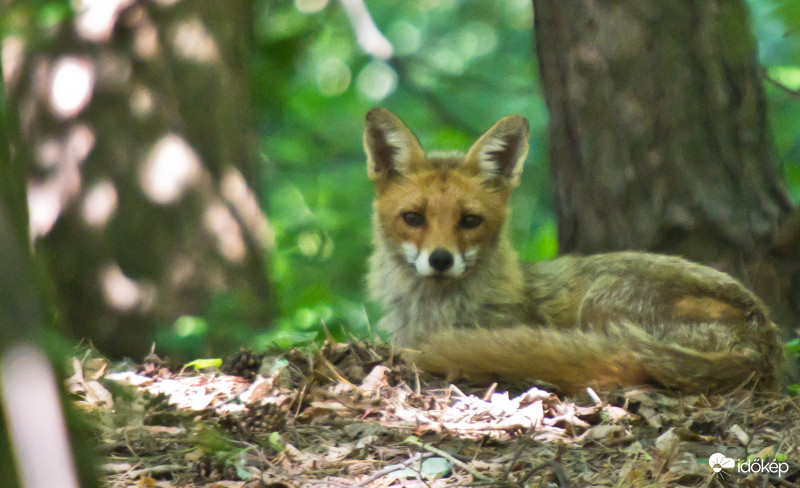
465 115 529 187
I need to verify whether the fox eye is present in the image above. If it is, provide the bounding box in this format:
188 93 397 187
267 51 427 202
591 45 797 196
460 214 483 229
402 211 426 227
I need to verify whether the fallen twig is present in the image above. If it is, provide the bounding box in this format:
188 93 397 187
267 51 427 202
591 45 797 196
354 452 433 487
404 435 489 481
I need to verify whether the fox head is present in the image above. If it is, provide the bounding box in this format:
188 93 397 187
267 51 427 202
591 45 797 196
365 108 529 279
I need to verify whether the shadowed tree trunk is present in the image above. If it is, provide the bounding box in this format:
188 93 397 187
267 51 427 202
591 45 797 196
4 0 274 357
533 0 799 331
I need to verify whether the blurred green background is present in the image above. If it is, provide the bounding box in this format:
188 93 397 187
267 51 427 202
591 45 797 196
2 0 799 360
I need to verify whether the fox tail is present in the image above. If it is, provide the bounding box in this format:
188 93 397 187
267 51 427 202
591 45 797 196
407 323 777 394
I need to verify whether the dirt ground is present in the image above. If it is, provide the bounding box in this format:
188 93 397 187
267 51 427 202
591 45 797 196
67 341 800 487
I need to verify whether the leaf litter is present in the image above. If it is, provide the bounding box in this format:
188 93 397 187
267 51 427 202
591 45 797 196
67 340 800 487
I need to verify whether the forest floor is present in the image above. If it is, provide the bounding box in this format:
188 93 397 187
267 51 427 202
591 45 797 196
69 340 800 487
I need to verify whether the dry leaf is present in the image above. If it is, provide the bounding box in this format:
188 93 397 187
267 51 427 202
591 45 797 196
359 365 389 393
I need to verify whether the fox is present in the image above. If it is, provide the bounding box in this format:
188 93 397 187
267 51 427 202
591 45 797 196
364 108 782 394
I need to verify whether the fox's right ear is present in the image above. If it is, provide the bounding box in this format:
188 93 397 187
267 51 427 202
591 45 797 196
364 108 425 182
465 115 529 188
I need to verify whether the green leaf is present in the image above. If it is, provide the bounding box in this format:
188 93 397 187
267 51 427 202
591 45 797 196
268 431 284 451
235 465 254 481
194 427 235 453
265 357 289 375
388 457 452 480
185 358 222 370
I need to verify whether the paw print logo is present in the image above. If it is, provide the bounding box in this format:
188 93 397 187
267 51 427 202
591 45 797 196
708 453 735 473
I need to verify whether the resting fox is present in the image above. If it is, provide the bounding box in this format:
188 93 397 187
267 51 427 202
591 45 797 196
364 108 781 394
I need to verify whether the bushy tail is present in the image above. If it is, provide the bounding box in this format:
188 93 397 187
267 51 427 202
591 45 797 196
408 324 773 394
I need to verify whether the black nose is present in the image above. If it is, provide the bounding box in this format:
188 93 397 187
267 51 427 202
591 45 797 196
429 248 454 272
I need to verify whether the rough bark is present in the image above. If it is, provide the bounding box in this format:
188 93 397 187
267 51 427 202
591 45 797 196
533 0 799 330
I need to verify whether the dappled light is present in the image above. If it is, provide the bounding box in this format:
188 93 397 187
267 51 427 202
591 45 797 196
28 124 95 237
65 123 96 166
74 0 134 42
1 36 23 85
356 59 397 101
129 84 155 117
314 57 351 96
203 203 247 263
27 180 62 238
132 18 159 59
81 180 118 227
170 18 219 63
49 56 95 119
221 168 274 249
139 134 203 205
387 20 422 55
100 264 154 312
294 0 328 15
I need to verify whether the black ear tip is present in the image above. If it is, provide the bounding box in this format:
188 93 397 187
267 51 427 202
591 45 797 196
366 107 391 122
508 115 529 131
365 108 380 121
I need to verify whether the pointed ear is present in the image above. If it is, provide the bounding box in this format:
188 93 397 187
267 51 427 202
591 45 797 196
364 108 425 182
465 115 529 187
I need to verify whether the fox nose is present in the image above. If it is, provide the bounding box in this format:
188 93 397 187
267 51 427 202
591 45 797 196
429 248 454 272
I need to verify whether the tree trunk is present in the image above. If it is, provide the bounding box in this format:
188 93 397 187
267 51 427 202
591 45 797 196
533 0 799 330
5 0 274 357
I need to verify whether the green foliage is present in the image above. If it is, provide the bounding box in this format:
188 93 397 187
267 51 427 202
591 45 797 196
750 0 800 203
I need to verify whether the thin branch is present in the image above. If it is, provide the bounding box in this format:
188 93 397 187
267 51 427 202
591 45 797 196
762 71 800 97
338 0 393 59
354 452 433 487
404 435 489 481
